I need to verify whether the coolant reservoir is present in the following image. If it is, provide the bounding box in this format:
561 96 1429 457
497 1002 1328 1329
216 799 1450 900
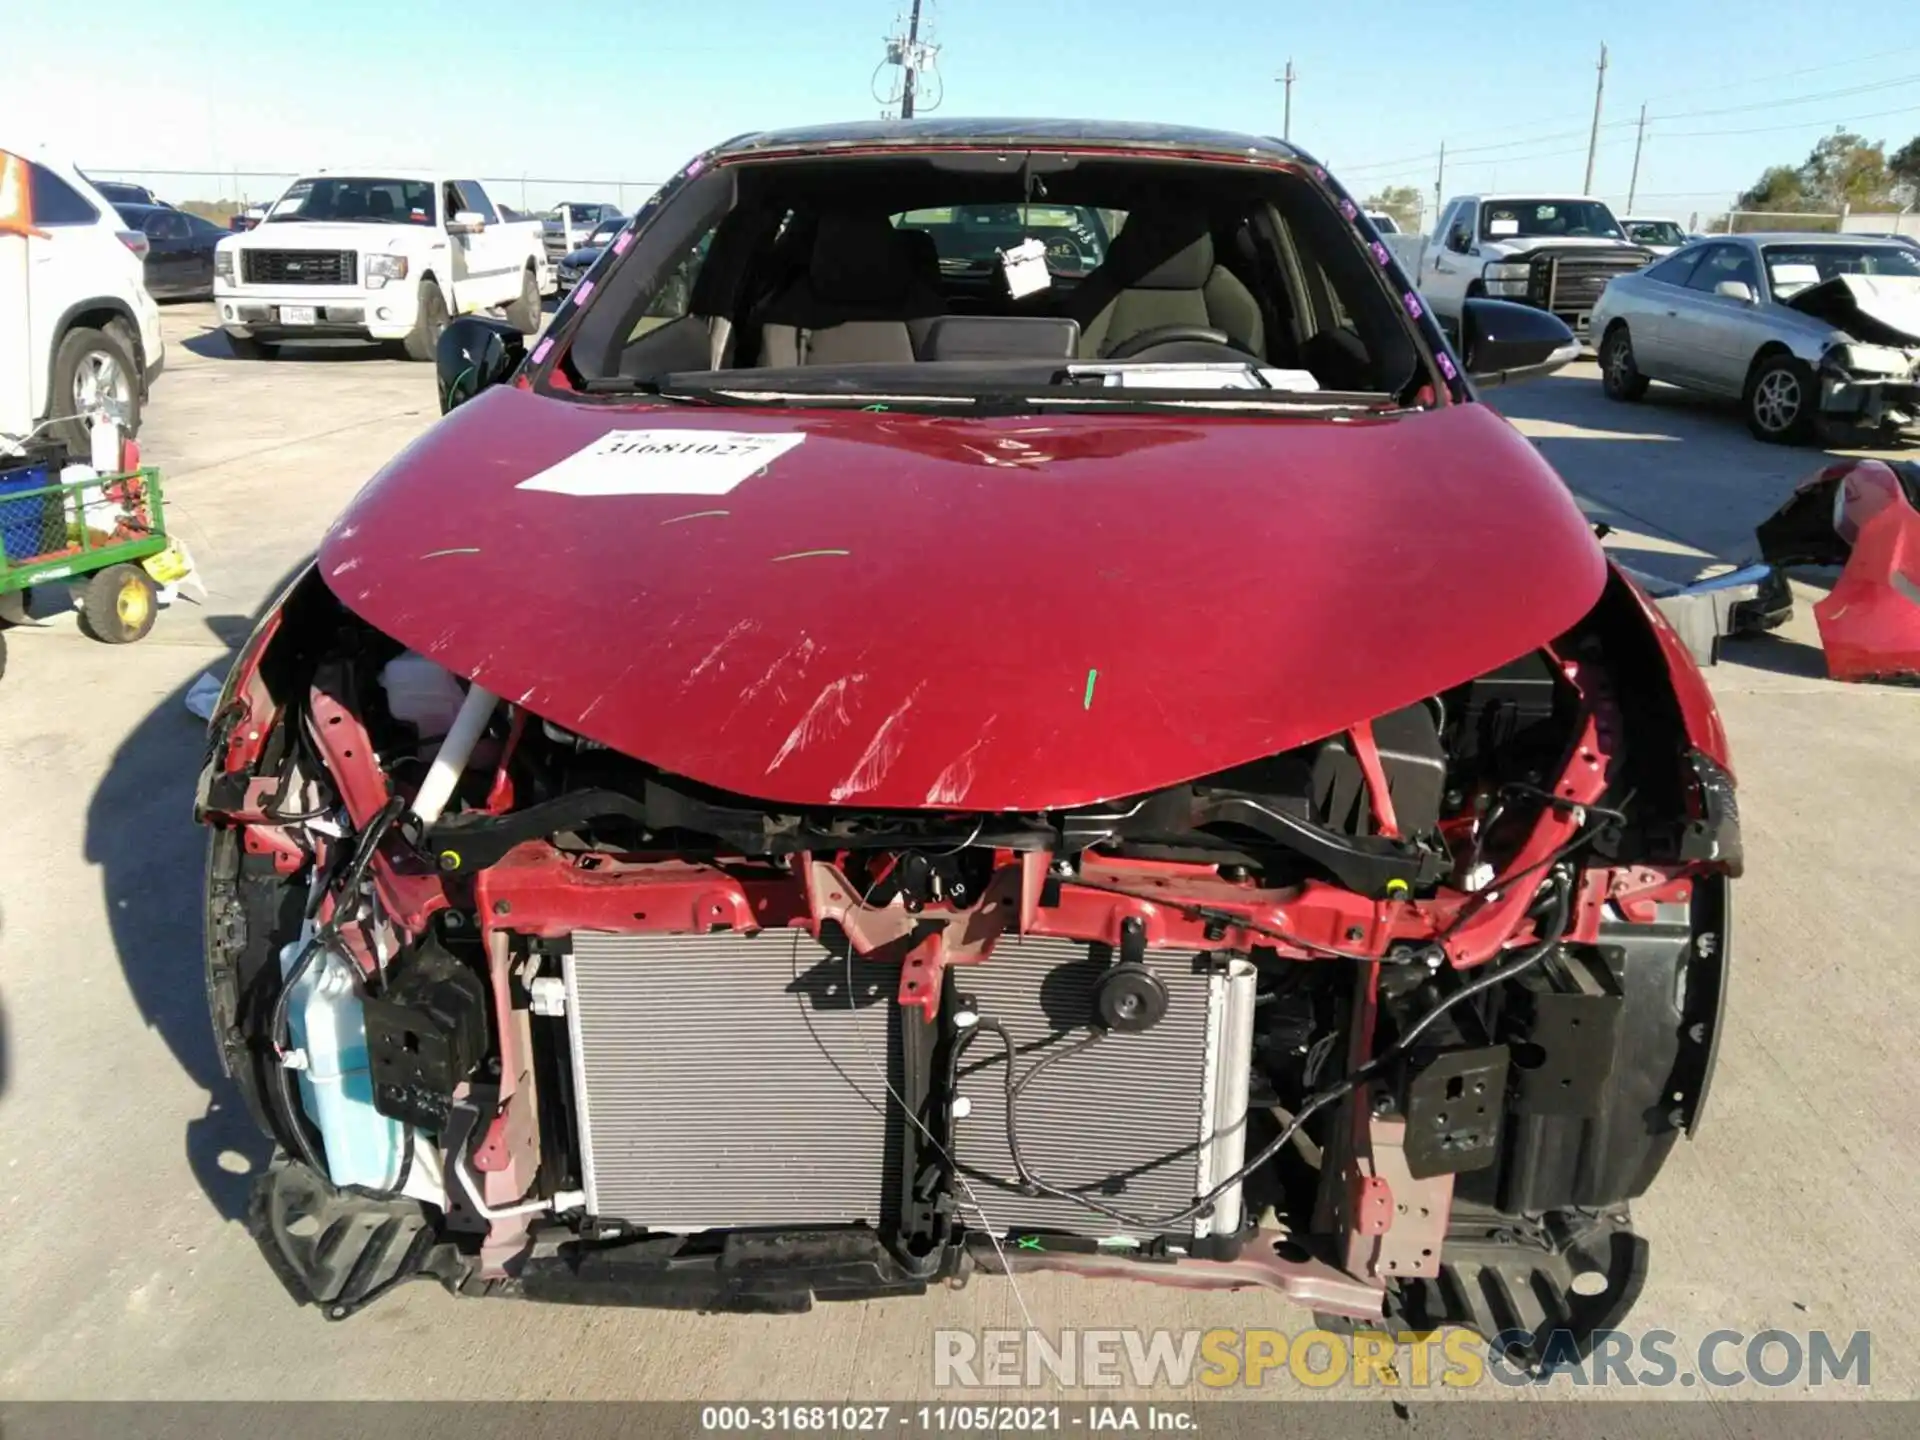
280 937 408 1191
379 651 467 740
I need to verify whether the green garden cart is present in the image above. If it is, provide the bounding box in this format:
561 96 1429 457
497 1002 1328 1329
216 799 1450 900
0 457 171 682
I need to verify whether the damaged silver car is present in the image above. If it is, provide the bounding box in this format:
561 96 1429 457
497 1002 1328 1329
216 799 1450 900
1591 233 1920 443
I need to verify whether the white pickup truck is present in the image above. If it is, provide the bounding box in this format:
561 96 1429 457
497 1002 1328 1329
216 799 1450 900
213 174 555 360
1392 194 1651 343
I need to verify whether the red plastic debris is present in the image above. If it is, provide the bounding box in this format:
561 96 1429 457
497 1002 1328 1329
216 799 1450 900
1813 463 1920 684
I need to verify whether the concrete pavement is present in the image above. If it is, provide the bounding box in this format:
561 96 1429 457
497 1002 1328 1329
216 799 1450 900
1 305 1914 1401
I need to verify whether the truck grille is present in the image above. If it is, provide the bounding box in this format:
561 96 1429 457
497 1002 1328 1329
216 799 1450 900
242 249 357 286
1530 250 1649 315
563 929 897 1231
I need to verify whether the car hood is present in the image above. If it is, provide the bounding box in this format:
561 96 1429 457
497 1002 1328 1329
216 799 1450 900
318 388 1606 810
1783 274 1920 347
242 221 419 246
1485 235 1646 257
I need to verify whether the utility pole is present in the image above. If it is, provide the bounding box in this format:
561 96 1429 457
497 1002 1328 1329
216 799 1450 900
899 0 924 118
1279 60 1295 142
1583 42 1609 193
1626 102 1647 211
1434 141 1446 213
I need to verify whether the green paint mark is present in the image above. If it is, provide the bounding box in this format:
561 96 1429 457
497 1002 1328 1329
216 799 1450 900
861 402 891 412
1016 1236 1044 1251
1083 668 1099 710
770 548 852 562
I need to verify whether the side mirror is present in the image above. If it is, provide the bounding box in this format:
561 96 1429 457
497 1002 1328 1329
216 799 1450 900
447 210 487 235
1448 227 1471 253
1714 280 1755 303
1458 297 1580 386
436 317 526 414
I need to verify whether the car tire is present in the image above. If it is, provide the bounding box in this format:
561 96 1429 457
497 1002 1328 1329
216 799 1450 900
49 325 141 458
77 563 158 644
1744 353 1816 444
402 280 451 362
505 266 541 333
227 333 278 360
1599 325 1649 401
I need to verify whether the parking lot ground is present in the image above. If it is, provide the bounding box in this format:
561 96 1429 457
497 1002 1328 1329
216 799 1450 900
2 303 1917 1401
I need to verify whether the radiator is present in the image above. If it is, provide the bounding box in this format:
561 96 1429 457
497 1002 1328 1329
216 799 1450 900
949 937 1256 1244
563 929 898 1231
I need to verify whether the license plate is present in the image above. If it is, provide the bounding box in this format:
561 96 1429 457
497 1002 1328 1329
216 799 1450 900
279 305 317 326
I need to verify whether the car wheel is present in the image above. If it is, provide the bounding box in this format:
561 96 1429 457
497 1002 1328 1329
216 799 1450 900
402 280 451 362
505 267 541 333
1744 353 1816 444
77 563 158 644
1599 326 1649 401
50 325 141 458
227 333 278 360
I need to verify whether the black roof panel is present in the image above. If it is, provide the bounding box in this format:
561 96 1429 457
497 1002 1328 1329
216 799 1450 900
715 116 1303 163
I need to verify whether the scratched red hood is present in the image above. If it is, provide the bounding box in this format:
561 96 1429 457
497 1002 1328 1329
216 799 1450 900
319 386 1605 810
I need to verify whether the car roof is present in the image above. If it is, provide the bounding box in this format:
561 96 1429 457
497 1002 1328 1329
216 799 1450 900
293 172 438 183
1472 194 1610 204
711 116 1300 162
1696 232 1913 246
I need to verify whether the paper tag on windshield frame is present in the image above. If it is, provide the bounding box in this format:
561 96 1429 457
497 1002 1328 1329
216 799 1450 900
999 237 1052 299
516 429 806 498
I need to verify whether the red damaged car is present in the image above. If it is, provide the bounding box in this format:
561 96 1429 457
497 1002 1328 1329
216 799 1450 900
196 120 1736 1361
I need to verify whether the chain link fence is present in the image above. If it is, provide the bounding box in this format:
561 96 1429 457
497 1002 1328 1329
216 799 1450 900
1709 208 1920 237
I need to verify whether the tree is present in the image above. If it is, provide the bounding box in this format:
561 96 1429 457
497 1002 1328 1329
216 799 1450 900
1736 164 1810 213
1364 185 1425 233
1891 135 1920 206
1736 130 1903 215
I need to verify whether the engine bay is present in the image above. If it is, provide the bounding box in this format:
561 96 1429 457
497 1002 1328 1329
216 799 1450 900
199 568 1734 1359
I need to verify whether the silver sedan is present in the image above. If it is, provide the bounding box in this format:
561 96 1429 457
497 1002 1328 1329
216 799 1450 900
1590 233 1920 444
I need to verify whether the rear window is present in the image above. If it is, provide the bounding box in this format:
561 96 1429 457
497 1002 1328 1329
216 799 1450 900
892 204 1122 277
268 177 436 226
1626 220 1686 247
1761 244 1920 297
28 164 100 226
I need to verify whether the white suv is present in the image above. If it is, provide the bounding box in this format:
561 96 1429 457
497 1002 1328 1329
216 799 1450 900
2 143 164 455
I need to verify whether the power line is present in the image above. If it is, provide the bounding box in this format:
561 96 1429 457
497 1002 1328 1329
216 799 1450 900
1658 101 1920 140
1647 73 1920 123
1339 57 1920 178
1638 42 1920 103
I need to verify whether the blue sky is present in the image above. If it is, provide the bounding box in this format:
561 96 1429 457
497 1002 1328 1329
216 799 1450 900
5 0 1920 224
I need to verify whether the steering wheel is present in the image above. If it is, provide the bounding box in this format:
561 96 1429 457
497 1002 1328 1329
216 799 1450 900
1102 324 1249 361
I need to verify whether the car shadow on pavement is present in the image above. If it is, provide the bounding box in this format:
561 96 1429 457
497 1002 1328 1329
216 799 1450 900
86 662 272 1221
88 566 311 1223
1721 631 1831 679
180 326 406 364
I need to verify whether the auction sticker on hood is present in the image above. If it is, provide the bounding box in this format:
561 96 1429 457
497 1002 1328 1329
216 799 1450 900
516 429 806 497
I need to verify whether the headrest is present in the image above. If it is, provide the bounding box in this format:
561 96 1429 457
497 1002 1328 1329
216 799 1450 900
369 191 395 217
810 214 916 305
1133 233 1215 290
896 227 943 287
